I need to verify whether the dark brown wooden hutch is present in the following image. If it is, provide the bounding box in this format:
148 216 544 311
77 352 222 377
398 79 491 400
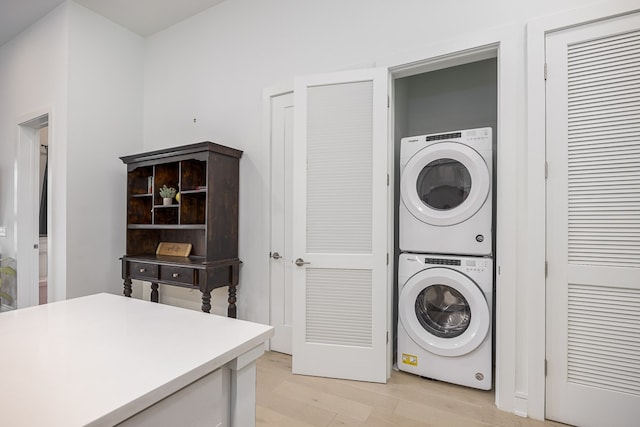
120 142 242 317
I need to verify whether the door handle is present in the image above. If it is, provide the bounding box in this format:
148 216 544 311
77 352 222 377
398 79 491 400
271 252 282 260
294 258 310 267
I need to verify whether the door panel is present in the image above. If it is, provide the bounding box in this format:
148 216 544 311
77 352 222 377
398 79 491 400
269 92 294 354
546 12 640 427
292 68 388 383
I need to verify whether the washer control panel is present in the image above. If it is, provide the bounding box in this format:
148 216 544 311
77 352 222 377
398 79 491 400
463 258 490 273
421 257 490 272
424 257 461 266
420 256 490 273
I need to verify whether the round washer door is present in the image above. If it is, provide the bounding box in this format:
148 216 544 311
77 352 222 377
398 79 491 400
401 142 490 226
399 267 490 357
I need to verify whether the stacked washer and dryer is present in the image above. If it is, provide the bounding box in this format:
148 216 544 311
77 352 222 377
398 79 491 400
397 128 494 390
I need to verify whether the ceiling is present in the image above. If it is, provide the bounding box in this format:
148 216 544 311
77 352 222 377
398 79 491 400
0 0 228 47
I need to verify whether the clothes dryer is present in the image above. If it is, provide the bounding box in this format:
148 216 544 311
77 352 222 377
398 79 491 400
397 252 492 390
400 128 492 255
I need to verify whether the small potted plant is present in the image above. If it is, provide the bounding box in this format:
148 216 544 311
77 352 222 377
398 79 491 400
0 257 16 307
159 185 177 205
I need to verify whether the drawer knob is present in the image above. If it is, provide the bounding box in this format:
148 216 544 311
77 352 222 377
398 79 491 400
172 273 180 278
139 268 146 273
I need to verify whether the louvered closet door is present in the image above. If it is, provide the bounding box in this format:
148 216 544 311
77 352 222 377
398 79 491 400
546 12 640 427
291 68 388 383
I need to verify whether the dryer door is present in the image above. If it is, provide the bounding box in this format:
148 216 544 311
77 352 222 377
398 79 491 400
401 142 490 226
399 267 490 357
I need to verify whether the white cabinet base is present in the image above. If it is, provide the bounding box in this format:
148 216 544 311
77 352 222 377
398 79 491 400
118 369 223 427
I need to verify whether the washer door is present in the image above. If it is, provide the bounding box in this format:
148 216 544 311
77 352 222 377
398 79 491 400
399 267 490 357
401 142 490 226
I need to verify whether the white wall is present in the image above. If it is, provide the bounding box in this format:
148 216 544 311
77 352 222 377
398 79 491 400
65 2 144 298
0 3 69 303
0 1 144 303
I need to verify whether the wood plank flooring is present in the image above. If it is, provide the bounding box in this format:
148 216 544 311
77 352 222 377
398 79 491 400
256 351 569 427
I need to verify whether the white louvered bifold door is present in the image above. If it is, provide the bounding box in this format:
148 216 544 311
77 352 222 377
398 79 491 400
546 12 640 427
291 68 388 383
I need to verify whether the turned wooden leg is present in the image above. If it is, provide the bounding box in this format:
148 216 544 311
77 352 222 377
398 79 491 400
123 278 132 297
227 264 239 318
201 290 212 313
150 283 159 303
227 284 237 318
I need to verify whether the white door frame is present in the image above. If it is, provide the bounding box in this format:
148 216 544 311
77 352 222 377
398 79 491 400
526 0 640 420
16 110 50 309
262 83 294 351
378 25 521 416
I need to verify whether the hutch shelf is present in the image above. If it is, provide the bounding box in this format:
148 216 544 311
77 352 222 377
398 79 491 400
120 142 242 316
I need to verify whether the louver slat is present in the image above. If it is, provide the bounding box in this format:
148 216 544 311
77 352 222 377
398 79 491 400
306 81 373 254
567 29 640 268
306 269 372 347
568 284 640 396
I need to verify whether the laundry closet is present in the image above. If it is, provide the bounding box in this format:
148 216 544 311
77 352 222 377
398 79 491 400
392 58 498 389
267 49 506 387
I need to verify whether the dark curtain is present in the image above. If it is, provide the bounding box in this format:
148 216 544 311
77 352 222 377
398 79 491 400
39 157 47 236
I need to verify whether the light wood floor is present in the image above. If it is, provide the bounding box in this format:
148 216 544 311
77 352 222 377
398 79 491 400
256 351 569 427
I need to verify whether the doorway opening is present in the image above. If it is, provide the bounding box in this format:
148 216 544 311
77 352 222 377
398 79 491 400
17 112 50 309
38 127 48 304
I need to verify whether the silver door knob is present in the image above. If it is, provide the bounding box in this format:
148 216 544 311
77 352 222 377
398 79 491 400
295 258 310 267
271 252 282 260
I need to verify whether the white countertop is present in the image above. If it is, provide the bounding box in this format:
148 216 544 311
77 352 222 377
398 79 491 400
0 293 273 426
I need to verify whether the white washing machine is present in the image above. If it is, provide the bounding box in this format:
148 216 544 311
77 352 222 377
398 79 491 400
397 252 492 390
400 128 493 256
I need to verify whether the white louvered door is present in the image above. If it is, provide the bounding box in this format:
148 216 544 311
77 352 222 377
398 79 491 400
291 68 388 382
546 12 640 427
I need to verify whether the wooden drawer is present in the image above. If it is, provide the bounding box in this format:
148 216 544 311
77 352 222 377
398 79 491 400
160 265 196 286
129 262 158 280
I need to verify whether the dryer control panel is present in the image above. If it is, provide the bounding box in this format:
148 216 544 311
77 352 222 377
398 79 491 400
464 127 491 143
